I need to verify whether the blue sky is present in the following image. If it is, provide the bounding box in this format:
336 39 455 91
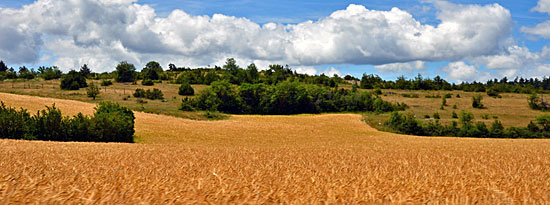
1 0 549 82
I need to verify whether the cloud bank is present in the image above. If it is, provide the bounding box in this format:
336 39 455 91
0 0 514 73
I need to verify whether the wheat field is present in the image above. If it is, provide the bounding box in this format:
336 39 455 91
1 92 550 203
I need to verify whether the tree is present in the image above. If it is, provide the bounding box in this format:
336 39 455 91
178 82 194 96
0 61 7 72
115 61 136 82
246 63 259 83
60 70 87 90
223 58 239 71
80 64 91 78
142 61 163 80
168 63 177 71
87 82 100 100
472 94 484 108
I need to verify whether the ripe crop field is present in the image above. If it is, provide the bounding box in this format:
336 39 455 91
1 92 550 203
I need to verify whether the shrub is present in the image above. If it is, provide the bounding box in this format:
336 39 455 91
451 111 458 119
179 97 195 111
456 94 461 98
141 79 154 86
178 82 194 96
134 88 146 98
145 88 164 100
101 80 113 86
373 88 382 95
87 82 100 100
433 112 440 119
472 94 484 108
444 93 452 98
0 101 135 142
401 93 419 98
61 70 87 90
487 87 501 98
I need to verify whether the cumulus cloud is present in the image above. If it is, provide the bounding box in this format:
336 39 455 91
0 0 513 73
442 62 490 83
374 61 425 72
521 21 550 38
532 0 550 13
522 0 550 39
319 67 342 77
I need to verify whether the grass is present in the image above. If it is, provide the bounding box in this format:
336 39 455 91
375 90 548 128
0 79 217 120
1 93 550 203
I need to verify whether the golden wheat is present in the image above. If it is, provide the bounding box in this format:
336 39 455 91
1 92 550 203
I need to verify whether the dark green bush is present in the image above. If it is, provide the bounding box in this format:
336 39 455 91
60 70 87 90
178 82 194 96
472 94 484 108
134 88 146 98
101 80 113 86
141 79 154 86
0 102 134 142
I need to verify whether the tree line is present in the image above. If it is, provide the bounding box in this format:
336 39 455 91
382 111 550 139
0 102 135 142
180 80 407 115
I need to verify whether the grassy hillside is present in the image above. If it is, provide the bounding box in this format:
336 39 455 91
0 93 549 203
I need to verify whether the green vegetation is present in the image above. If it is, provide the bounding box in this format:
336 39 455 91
115 61 136 82
178 82 194 96
382 111 550 138
86 82 100 100
134 88 164 100
0 102 134 142
60 70 87 90
182 80 406 115
528 93 550 111
472 94 484 109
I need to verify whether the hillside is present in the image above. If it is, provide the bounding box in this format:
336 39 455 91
1 93 550 203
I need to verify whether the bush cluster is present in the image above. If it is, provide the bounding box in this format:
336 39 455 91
101 79 113 86
141 79 154 86
528 93 550 111
0 102 135 142
133 88 164 100
182 80 407 115
60 70 87 90
384 111 550 138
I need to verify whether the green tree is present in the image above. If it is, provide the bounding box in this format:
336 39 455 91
472 94 484 108
178 82 195 96
142 61 162 80
115 61 136 82
87 82 100 100
80 64 91 78
0 60 7 72
60 70 87 90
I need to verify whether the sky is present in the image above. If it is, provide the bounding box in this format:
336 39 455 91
0 0 550 82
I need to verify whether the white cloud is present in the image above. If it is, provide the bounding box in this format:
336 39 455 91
532 0 550 13
522 0 550 38
0 0 514 73
319 67 342 77
472 46 549 69
521 21 550 39
443 62 490 83
374 61 425 72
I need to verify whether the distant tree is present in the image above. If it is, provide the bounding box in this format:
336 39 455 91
472 94 484 108
61 70 87 90
80 64 91 78
178 82 194 96
87 82 100 100
142 61 163 80
168 63 177 71
0 61 7 72
204 69 218 85
115 61 136 82
246 63 259 83
223 58 239 71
